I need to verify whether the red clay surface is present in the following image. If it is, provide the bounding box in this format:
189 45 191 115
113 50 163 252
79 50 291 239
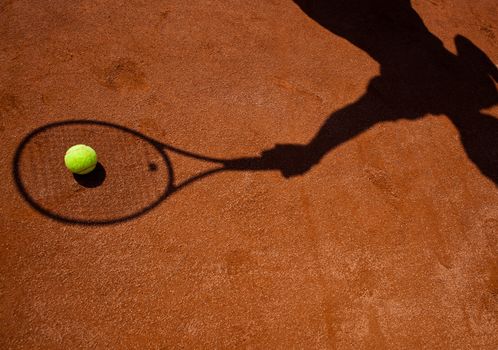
1 0 497 348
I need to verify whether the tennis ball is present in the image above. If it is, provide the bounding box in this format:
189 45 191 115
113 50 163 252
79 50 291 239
64 144 97 175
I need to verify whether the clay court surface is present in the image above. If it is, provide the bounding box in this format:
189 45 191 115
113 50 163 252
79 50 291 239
1 0 497 348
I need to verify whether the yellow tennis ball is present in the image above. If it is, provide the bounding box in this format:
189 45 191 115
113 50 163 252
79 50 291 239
64 144 98 175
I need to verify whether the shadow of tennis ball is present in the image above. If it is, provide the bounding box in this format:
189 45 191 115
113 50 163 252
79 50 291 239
73 162 106 188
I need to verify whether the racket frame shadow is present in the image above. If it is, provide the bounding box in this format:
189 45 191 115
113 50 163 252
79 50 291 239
13 120 176 226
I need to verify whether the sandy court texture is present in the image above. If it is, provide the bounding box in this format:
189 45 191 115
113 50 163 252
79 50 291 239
1 0 497 348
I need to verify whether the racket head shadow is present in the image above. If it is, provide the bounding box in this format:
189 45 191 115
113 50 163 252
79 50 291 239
13 120 174 225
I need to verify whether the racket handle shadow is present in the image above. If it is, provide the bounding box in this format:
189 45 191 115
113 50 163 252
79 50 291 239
222 143 318 178
223 156 270 170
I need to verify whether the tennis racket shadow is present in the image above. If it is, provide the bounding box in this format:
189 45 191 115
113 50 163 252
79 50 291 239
12 119 300 226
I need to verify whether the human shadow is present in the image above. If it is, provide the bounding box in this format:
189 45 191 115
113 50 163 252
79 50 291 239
11 1 498 226
252 0 498 184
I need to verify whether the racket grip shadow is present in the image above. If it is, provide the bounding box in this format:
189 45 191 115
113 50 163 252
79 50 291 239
222 144 319 178
223 157 270 170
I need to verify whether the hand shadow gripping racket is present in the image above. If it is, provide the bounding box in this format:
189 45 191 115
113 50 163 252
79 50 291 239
13 119 310 225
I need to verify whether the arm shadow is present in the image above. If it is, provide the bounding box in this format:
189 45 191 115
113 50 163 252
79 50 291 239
239 0 498 184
